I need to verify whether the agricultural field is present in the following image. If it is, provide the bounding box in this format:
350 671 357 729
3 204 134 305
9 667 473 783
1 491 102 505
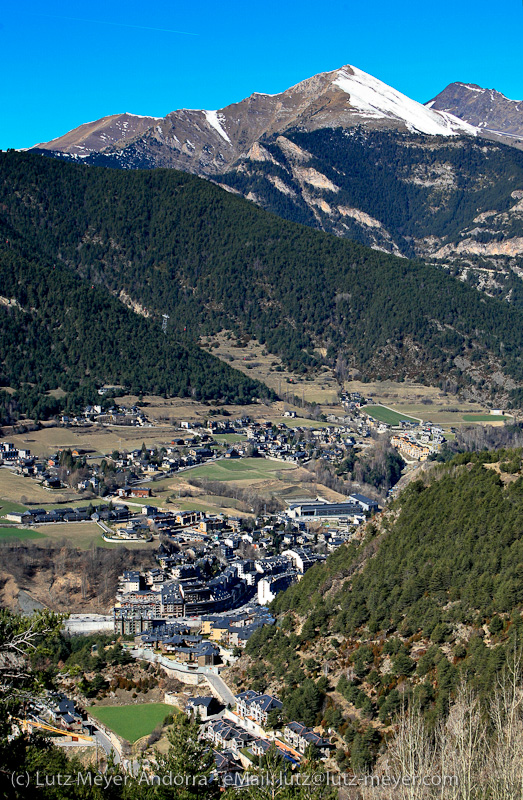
344 379 514 428
0 498 28 516
365 406 421 426
5 423 181 459
212 433 248 443
0 526 44 542
462 414 510 423
116 393 276 425
183 458 297 484
201 331 342 405
31 522 157 550
168 458 346 511
176 498 249 516
38 499 112 511
0 469 80 505
274 417 331 428
89 703 173 743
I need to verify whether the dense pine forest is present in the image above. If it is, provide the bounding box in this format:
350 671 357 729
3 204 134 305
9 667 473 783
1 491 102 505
217 128 523 256
239 450 523 772
2 151 523 415
0 215 270 424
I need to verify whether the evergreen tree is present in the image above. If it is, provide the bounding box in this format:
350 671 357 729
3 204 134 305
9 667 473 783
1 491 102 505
152 714 218 800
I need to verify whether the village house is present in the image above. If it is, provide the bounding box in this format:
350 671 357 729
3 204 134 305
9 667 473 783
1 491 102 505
204 720 254 754
236 690 283 727
186 696 222 720
283 722 334 757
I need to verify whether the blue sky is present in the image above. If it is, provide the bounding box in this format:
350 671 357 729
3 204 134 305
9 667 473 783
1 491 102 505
2 0 523 150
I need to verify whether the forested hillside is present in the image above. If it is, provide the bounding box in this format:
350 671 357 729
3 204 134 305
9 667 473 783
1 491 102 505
2 152 523 407
238 449 523 771
217 129 523 305
0 217 269 424
219 129 523 253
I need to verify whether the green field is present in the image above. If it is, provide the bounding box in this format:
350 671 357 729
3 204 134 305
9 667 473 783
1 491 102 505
212 433 248 443
176 495 250 515
0 500 28 516
186 457 296 483
89 703 174 742
0 526 44 541
31 522 156 550
365 405 420 426
462 414 509 423
275 417 331 428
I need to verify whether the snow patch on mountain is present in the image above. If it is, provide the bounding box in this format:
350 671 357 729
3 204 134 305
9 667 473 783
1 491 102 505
456 84 485 94
334 66 477 136
204 110 231 144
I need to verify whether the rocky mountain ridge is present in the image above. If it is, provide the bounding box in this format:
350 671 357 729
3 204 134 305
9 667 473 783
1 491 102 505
33 64 476 172
216 126 523 308
32 67 523 316
428 81 523 145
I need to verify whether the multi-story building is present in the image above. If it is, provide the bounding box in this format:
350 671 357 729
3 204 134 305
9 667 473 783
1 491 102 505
283 722 334 757
236 691 283 727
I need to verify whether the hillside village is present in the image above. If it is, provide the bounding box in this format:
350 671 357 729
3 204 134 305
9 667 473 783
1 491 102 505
1 397 449 628
22 676 338 783
1 392 446 493
4 37 523 796
0 392 460 785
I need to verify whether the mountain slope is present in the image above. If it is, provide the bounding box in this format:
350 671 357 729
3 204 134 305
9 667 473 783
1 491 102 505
33 66 523 305
32 64 476 174
219 127 523 290
428 82 523 145
32 65 523 307
3 151 523 405
0 211 270 424
237 450 523 768
33 113 162 158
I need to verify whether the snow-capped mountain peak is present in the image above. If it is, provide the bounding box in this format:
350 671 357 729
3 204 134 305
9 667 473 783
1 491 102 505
33 62 486 172
427 81 523 141
333 65 477 136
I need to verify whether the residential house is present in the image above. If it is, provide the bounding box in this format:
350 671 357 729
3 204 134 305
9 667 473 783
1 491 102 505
283 722 334 758
236 691 282 728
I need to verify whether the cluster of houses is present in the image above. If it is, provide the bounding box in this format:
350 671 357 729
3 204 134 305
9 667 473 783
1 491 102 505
390 423 445 462
0 441 32 466
1 430 220 496
27 693 84 733
140 623 220 666
244 418 357 465
24 685 335 785
188 688 334 779
110 488 380 636
60 403 149 427
200 608 275 649
0 441 54 482
115 559 255 635
2 405 382 507
6 504 130 526
113 542 326 636
136 608 275 663
114 566 242 634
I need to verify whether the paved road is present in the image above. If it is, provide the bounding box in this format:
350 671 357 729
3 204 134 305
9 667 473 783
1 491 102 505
205 672 236 707
94 728 120 764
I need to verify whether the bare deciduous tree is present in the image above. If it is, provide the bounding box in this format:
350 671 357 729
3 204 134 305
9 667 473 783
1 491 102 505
440 680 486 800
383 702 439 800
485 652 523 800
